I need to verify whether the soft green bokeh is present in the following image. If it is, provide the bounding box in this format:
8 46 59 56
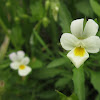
0 0 100 100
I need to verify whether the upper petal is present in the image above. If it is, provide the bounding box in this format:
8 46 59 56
21 57 30 65
17 50 25 60
60 33 79 50
83 19 99 38
9 52 17 61
10 62 20 70
67 48 89 68
70 19 84 38
82 36 100 53
18 66 32 76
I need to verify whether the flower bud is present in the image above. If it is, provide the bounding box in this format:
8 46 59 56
14 17 20 22
52 6 59 21
45 0 50 10
6 2 11 7
42 17 49 27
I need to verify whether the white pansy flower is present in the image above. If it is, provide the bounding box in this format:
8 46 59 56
9 50 32 76
60 19 100 68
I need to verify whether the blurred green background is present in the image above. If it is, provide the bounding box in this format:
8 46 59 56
0 0 100 100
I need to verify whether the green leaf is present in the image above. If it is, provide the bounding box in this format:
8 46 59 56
55 77 71 88
73 66 85 100
30 1 44 22
90 0 100 16
59 1 72 33
0 60 10 69
83 17 87 30
33 68 64 79
10 26 24 49
37 91 57 99
95 94 100 100
47 58 67 68
69 93 78 100
90 70 100 93
30 58 43 69
56 90 68 100
75 1 93 17
56 90 78 100
94 18 98 23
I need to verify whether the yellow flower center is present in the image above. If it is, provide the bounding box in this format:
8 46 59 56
74 47 85 57
19 65 26 70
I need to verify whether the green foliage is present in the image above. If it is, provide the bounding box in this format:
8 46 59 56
75 1 93 17
47 57 68 68
59 1 72 33
90 0 100 17
30 1 45 22
95 94 100 100
10 26 24 49
90 70 100 93
56 90 78 100
0 0 100 100
30 58 43 69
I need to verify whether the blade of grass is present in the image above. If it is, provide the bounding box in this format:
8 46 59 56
33 30 53 57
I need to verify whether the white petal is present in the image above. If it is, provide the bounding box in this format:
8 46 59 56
17 50 25 60
18 66 32 76
21 57 30 65
83 19 99 38
67 48 89 68
60 33 79 50
9 52 17 61
10 62 20 70
71 19 84 38
82 36 100 53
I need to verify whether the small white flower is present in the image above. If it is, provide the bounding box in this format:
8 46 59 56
60 19 100 68
9 50 32 76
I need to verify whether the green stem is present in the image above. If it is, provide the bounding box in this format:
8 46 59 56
34 20 42 31
73 65 85 100
33 20 53 57
33 30 53 56
0 35 10 61
0 18 10 61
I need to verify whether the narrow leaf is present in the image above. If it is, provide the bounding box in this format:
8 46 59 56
47 58 67 68
59 1 72 33
90 0 100 17
90 70 100 93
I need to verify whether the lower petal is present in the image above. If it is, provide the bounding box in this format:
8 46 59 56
18 66 32 76
67 47 89 68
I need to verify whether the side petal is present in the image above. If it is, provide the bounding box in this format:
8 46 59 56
21 57 30 65
60 33 79 50
71 19 84 38
82 36 100 53
9 52 17 61
10 62 20 70
17 50 25 60
83 19 99 38
67 48 89 68
18 66 32 76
